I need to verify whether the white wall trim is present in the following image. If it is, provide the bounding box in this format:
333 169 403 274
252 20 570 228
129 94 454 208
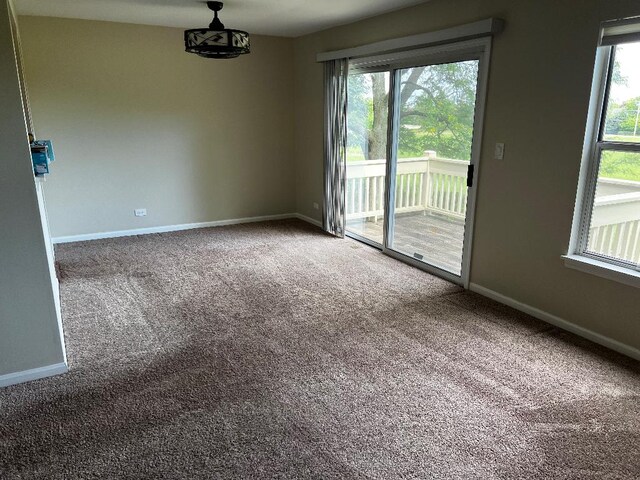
563 254 640 288
0 361 68 388
294 213 323 228
316 18 504 62
469 282 640 361
52 213 298 244
52 212 325 244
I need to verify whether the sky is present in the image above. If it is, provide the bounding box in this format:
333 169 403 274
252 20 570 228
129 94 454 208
610 41 640 104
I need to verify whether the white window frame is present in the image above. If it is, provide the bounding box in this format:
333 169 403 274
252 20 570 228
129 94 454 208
565 18 640 288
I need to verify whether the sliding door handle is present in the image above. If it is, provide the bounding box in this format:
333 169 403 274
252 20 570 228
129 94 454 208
466 164 475 188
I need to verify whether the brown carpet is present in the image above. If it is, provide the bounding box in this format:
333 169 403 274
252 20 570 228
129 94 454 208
1 219 639 479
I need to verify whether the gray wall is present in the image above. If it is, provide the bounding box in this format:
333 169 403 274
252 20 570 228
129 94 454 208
292 0 640 351
0 0 66 377
19 16 295 238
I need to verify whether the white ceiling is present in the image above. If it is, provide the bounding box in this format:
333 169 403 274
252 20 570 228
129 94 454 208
14 0 430 37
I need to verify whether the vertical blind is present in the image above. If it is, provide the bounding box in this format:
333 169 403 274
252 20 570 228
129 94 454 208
322 58 349 237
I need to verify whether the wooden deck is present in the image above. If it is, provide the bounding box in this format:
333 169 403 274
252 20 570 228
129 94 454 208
346 212 465 275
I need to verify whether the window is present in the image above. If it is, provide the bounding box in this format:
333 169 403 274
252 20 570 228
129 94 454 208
569 17 640 283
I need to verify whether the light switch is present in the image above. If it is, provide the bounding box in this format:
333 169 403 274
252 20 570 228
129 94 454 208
494 143 505 160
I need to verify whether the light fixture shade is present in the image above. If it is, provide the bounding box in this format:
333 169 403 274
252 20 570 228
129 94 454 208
184 28 250 59
184 2 250 59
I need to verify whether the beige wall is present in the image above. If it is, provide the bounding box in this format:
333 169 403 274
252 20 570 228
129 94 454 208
13 2 640 357
0 1 66 378
293 0 640 350
19 16 295 238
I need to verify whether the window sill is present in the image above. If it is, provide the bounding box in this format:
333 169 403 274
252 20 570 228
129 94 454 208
563 254 640 288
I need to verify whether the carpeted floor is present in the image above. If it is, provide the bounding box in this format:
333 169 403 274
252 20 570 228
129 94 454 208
1 219 639 479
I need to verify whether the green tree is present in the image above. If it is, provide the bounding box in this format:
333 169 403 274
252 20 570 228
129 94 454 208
346 73 370 159
347 61 479 161
605 96 640 136
398 62 478 160
347 72 389 161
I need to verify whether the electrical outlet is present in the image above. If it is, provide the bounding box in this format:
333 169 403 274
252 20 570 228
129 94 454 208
134 208 147 217
494 143 505 160
313 202 319 210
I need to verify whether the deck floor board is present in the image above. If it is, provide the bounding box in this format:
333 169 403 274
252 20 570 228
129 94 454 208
347 212 465 274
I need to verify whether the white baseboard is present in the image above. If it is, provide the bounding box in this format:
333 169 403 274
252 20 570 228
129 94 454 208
294 213 323 228
52 213 298 244
469 283 640 361
0 362 68 388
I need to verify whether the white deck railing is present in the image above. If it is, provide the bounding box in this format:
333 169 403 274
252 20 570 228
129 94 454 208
346 154 469 221
346 155 640 263
589 189 640 263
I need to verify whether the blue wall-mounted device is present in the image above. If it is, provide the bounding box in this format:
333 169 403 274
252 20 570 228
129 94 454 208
30 139 55 176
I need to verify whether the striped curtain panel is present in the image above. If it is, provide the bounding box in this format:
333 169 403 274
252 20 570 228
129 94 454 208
323 58 349 237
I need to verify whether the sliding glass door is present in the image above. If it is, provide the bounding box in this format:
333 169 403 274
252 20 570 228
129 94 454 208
388 60 479 276
344 40 489 285
345 71 390 246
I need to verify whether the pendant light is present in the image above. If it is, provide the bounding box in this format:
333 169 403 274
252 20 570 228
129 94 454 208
184 2 250 59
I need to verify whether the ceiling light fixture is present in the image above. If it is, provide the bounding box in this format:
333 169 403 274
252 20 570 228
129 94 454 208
184 2 250 59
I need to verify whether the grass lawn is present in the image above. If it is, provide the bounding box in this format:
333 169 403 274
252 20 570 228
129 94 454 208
600 150 640 182
348 140 640 183
605 134 640 143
